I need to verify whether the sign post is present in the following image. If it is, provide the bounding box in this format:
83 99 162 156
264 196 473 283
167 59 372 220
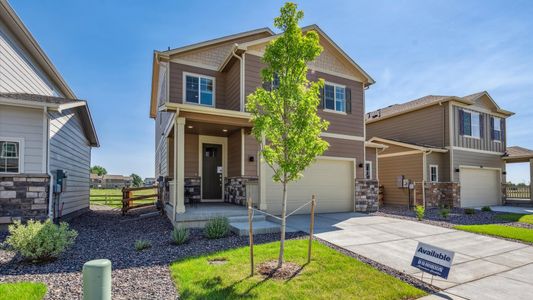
411 242 455 281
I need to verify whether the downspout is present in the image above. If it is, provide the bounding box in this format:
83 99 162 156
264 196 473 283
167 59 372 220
231 45 245 112
44 107 54 219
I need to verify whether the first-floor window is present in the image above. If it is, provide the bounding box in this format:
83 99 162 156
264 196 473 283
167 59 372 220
429 165 438 182
365 161 372 180
324 83 346 112
0 140 21 173
185 73 214 106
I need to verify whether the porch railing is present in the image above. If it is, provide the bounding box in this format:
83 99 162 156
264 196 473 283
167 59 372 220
506 186 530 199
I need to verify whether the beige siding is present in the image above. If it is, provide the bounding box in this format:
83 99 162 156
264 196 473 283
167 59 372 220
367 104 446 147
184 134 199 177
227 130 241 177
426 152 448 182
452 105 506 153
48 110 91 216
378 153 423 206
154 111 173 177
244 134 259 176
452 149 505 182
225 60 240 111
0 105 44 173
365 147 377 180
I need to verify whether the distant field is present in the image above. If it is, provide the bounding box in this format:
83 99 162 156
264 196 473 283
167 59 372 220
90 188 157 208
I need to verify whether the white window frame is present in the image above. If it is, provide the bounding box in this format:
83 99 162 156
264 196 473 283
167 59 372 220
463 110 481 139
365 161 372 180
429 164 438 182
0 137 24 174
493 117 502 142
182 72 216 107
323 82 346 114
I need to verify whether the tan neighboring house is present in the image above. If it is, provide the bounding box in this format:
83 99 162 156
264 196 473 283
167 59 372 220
90 174 132 189
150 25 382 224
366 91 529 208
0 0 99 224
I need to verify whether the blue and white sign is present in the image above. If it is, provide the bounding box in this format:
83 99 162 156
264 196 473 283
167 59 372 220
411 242 455 279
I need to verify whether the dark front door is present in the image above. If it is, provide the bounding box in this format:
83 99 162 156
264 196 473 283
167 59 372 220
202 143 223 200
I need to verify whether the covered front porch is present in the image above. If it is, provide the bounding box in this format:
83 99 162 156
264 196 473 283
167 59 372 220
161 104 264 224
502 146 533 206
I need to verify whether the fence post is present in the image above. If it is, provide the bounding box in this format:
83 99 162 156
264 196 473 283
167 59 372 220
308 195 316 264
248 197 254 276
83 259 111 300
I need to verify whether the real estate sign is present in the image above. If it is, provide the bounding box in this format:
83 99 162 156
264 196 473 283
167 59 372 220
411 242 455 279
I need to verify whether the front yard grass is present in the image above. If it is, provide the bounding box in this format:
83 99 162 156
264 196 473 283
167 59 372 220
495 213 533 224
0 282 46 300
170 239 426 299
454 224 533 243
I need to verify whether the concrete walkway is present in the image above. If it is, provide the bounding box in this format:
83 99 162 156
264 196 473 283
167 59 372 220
486 205 533 214
286 212 533 300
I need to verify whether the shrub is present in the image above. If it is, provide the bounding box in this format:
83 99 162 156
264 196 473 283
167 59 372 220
439 208 450 219
5 219 77 262
171 226 190 245
464 208 476 215
414 205 425 221
134 239 151 251
481 206 492 212
204 217 230 239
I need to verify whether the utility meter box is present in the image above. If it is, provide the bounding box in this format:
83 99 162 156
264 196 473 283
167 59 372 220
54 169 68 193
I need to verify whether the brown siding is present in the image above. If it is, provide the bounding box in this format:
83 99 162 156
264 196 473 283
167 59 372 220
365 147 377 180
379 153 423 206
322 137 364 178
184 134 199 177
452 106 506 153
244 134 259 176
225 60 240 111
169 62 227 109
379 143 416 155
245 54 365 137
452 149 505 182
367 104 446 147
227 130 241 177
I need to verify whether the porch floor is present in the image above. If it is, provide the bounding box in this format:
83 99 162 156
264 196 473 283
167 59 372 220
175 203 249 222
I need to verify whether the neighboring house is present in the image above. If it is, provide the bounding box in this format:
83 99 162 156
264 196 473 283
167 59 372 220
366 91 519 208
0 0 98 224
150 25 381 223
144 177 156 187
90 174 132 189
90 173 103 188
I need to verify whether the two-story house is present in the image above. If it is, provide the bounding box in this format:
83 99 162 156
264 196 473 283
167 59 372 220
150 25 382 225
366 91 515 208
0 0 98 224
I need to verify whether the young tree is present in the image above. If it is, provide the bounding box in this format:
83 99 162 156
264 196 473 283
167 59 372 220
90 165 107 176
130 173 143 187
247 2 329 268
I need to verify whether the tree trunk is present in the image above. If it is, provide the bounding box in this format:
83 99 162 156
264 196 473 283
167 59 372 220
277 181 288 268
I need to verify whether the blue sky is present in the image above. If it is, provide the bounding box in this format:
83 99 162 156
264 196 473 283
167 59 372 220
10 0 533 182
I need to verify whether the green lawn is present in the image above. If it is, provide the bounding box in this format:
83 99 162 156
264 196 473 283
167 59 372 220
495 213 533 224
170 239 426 300
0 282 46 300
90 188 157 208
454 224 533 243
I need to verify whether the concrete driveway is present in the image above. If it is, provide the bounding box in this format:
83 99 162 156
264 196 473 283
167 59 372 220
286 212 533 300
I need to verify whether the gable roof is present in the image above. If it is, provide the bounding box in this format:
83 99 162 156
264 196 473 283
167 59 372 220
0 0 75 98
366 91 514 124
502 146 533 163
368 137 448 153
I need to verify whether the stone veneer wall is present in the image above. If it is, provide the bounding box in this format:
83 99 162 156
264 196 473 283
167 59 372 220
185 177 201 204
424 182 461 208
355 179 379 212
0 174 50 224
224 177 259 206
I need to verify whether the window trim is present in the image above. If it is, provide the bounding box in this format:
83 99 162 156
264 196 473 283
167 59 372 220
182 72 216 107
429 164 438 182
462 110 481 139
0 137 24 174
323 81 346 113
365 160 372 180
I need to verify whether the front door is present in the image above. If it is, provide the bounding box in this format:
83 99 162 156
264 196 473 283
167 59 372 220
202 143 223 200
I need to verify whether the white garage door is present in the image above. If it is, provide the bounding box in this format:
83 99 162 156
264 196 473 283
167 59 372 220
265 158 354 215
460 168 501 207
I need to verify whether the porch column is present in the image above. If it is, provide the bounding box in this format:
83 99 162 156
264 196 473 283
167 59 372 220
173 117 186 218
530 159 533 202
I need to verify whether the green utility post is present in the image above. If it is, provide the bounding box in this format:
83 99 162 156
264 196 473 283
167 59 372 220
83 259 111 300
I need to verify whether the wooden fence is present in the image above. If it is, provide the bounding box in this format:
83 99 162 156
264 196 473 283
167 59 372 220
506 186 530 199
121 186 160 215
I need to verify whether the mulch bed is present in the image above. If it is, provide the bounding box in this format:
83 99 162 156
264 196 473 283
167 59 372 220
256 260 303 280
0 205 304 300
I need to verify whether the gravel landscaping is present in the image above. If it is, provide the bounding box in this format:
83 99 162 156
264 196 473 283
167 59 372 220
372 206 533 229
0 205 303 300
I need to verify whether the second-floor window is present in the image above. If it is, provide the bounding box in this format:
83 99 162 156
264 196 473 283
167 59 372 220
491 117 502 141
460 110 481 138
184 73 214 106
324 83 346 113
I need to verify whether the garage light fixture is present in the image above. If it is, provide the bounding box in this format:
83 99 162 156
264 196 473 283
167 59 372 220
455 168 460 172
222 129 228 132
187 125 193 129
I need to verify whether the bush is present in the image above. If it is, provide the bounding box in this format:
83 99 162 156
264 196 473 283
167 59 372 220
134 239 151 251
5 219 77 262
439 208 450 219
204 217 230 239
171 226 190 245
481 206 492 212
414 205 425 221
464 208 476 215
